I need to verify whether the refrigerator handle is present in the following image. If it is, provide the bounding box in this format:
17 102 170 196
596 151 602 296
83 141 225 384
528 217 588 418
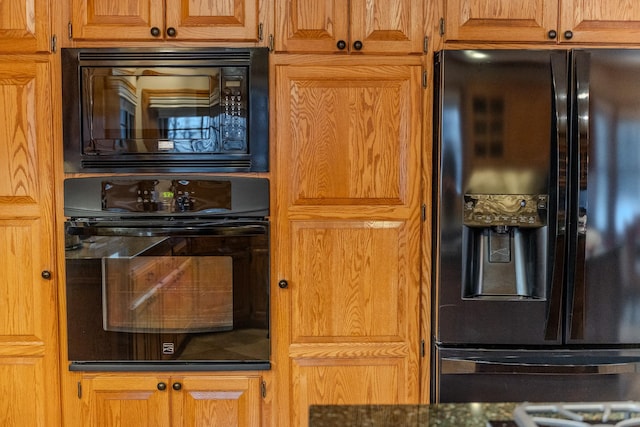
544 52 569 341
441 358 640 375
569 52 591 340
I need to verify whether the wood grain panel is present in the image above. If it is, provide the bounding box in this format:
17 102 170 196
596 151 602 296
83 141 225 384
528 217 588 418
275 0 349 52
277 64 420 207
0 63 39 204
167 0 259 40
273 59 422 426
289 359 406 427
445 0 557 42
71 0 163 40
275 0 422 53
350 0 423 52
82 376 171 427
0 55 59 427
0 0 50 52
172 376 262 427
561 0 640 43
290 220 410 342
0 358 50 426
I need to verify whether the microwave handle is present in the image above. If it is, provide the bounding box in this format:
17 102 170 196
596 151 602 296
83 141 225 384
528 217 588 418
66 223 268 237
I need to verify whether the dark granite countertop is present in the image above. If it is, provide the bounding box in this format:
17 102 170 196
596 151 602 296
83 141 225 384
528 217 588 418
309 403 518 427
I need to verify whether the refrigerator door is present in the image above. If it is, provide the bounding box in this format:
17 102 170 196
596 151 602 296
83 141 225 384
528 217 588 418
568 50 640 345
433 50 569 346
434 347 640 403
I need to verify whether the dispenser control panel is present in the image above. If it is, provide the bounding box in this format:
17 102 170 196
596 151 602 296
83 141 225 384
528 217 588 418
463 194 548 227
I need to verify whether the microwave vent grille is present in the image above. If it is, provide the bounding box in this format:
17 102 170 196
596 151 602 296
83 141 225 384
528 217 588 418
81 159 253 172
76 50 253 64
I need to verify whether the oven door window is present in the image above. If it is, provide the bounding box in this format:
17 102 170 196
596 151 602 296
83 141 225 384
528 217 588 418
103 254 233 333
65 226 269 365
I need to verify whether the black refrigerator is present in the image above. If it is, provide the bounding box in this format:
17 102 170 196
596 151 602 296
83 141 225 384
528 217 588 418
432 49 640 403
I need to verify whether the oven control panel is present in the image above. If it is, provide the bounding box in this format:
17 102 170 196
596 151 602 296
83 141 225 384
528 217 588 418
63 176 269 219
104 179 232 213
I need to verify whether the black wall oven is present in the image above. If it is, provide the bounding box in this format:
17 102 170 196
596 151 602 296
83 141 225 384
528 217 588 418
61 47 269 173
63 176 269 371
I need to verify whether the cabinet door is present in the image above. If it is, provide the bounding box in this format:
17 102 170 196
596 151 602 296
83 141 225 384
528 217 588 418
276 0 422 53
560 0 640 43
445 0 558 42
274 60 422 427
0 58 60 426
81 376 171 427
349 0 423 53
0 0 50 52
172 376 262 427
70 0 164 41
275 0 349 52
166 0 260 41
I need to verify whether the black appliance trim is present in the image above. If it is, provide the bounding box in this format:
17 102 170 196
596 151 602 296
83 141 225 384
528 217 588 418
69 361 271 372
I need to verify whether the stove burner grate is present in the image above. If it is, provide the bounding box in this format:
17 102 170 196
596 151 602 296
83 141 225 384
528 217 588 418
513 402 640 427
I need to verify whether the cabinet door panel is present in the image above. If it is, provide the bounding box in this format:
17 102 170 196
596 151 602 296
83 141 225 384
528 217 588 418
275 0 349 52
445 0 557 42
0 0 50 52
71 0 164 40
276 0 421 53
290 221 411 342
166 0 259 41
277 64 420 207
350 0 423 53
274 61 421 426
172 376 261 427
82 376 171 427
290 360 407 427
561 0 640 43
0 58 59 427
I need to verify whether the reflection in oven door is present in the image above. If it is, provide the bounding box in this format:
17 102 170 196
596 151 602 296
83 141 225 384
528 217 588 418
65 225 269 370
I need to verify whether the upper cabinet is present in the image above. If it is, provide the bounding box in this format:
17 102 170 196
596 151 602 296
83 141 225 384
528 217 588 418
0 0 51 52
70 0 260 42
561 0 640 43
445 0 640 44
275 0 424 54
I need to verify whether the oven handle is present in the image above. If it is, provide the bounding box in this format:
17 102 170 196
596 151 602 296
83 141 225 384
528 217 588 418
66 223 268 237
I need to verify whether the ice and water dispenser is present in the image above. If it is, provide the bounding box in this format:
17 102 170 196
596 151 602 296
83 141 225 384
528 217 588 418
461 192 548 300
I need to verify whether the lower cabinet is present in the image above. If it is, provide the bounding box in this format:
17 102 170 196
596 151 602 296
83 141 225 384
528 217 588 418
77 374 262 426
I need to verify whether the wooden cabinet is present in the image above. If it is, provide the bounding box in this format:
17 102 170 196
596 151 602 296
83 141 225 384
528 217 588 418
275 0 424 54
560 0 640 43
273 57 422 427
444 0 640 44
0 56 60 426
70 0 260 42
0 0 51 52
79 374 262 426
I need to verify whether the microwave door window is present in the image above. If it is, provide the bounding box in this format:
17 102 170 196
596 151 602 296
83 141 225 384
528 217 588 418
82 68 248 156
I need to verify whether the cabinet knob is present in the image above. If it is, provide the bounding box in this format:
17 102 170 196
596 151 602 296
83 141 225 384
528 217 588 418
166 27 177 37
278 279 289 289
336 40 347 50
41 270 52 280
564 30 574 40
547 30 557 39
157 382 167 391
353 40 363 50
172 382 182 391
150 27 161 37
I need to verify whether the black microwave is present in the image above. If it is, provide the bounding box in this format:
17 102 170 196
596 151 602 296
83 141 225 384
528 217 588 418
61 47 269 173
